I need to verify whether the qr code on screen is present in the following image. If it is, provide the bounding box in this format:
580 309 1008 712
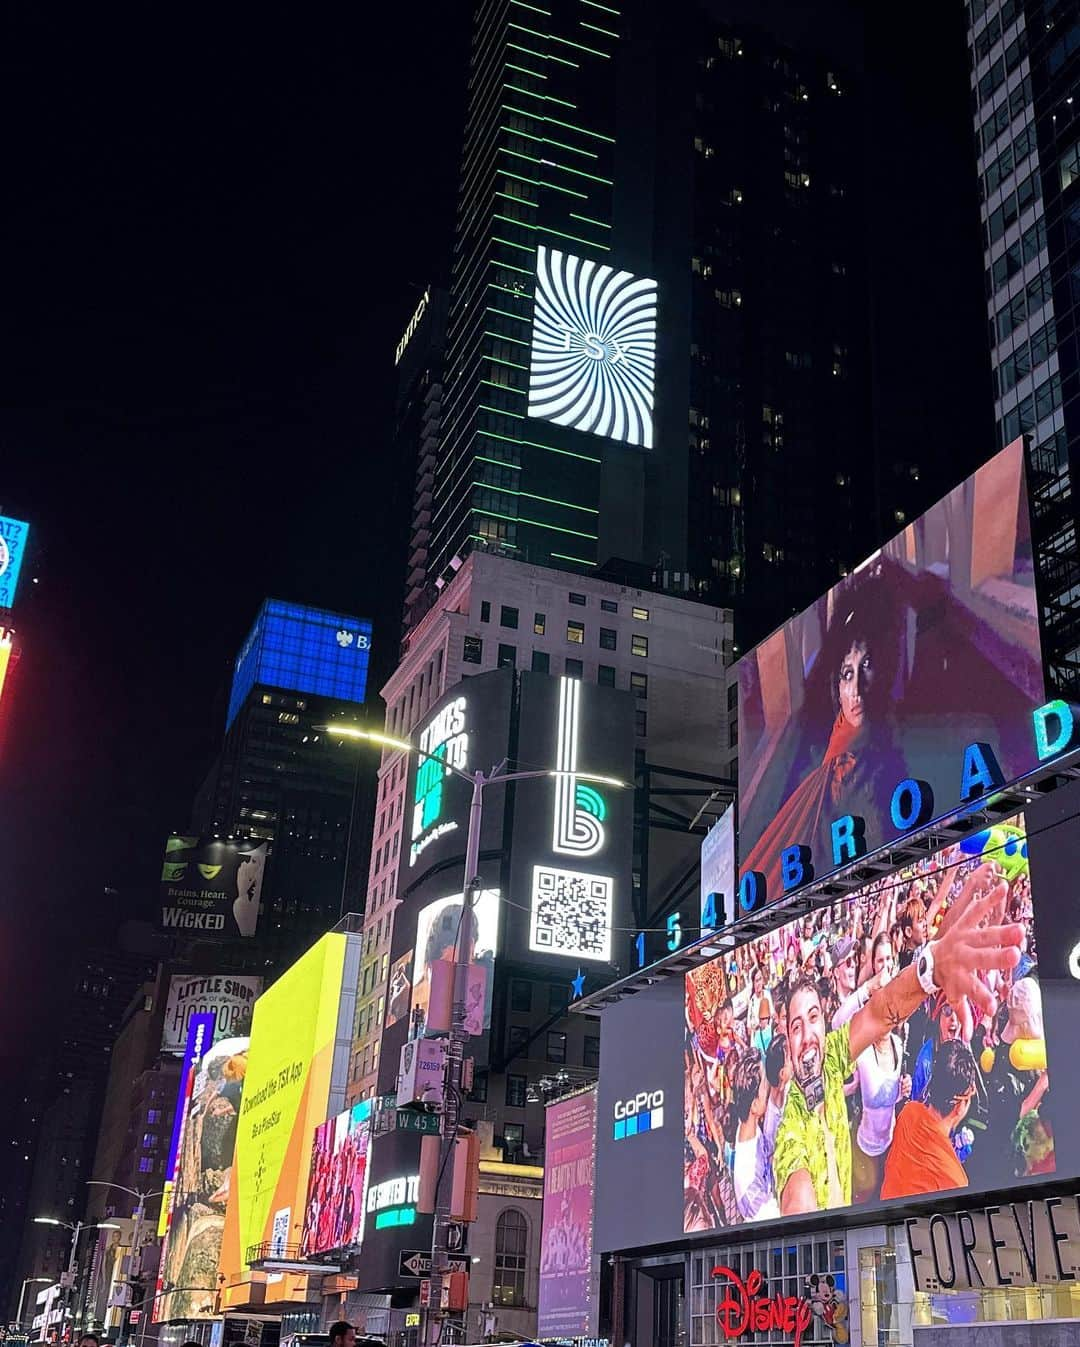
530 865 613 962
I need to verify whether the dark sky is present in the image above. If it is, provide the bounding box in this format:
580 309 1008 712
0 8 466 1061
0 2 988 1083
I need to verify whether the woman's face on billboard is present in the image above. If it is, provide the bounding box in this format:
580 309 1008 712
838 640 874 729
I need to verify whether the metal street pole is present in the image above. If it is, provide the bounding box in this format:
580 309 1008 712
425 769 484 1347
322 723 624 1347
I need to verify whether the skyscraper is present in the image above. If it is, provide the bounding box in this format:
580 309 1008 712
965 0 1080 693
406 0 891 650
418 0 668 609
192 599 376 969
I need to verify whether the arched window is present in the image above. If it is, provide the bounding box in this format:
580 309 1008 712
493 1207 529 1306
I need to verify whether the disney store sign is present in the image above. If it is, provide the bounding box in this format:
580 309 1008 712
712 1266 848 1347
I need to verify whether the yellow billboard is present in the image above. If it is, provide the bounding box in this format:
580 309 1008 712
218 932 350 1301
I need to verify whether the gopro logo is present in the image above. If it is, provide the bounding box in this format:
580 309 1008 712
613 1089 664 1140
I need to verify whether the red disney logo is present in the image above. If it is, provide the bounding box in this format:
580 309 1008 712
712 1266 813 1347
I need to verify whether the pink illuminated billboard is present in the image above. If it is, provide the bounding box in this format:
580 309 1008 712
538 1086 598 1339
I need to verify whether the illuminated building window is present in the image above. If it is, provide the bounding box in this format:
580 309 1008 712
262 694 273 705
565 658 583 679
566 620 585 644
464 635 483 665
141 1134 158 1150
498 643 517 669
146 1109 161 1124
493 1209 529 1307
631 635 649 658
631 672 648 698
632 606 649 621
598 664 615 687
138 1158 154 1174
533 612 546 635
505 1074 527 1108
531 650 550 674
480 600 491 623
277 712 300 725
500 605 519 629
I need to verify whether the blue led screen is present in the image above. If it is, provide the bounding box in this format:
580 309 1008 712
226 599 372 731
0 515 30 610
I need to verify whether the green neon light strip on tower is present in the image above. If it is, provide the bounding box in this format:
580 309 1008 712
511 0 553 13
476 455 522 471
484 308 531 325
506 62 546 79
552 551 599 566
488 355 530 372
498 162 590 198
476 508 598 540
502 84 576 110
478 427 602 465
483 328 529 346
469 533 520 549
471 482 600 514
503 105 614 143
581 20 619 38
493 214 610 251
488 253 535 277
491 235 537 254
508 42 577 70
580 0 621 13
495 191 538 210
569 212 611 228
510 23 611 58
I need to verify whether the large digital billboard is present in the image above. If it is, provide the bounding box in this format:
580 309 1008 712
507 674 635 970
159 835 268 939
160 974 262 1055
738 441 1044 901
0 514 29 609
226 598 372 732
538 1087 599 1340
300 1099 372 1256
156 1032 249 1323
684 817 1052 1232
528 246 657 449
410 889 499 1037
219 932 356 1296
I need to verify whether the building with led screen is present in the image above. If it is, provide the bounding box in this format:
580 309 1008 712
225 598 372 733
567 449 1080 1347
190 597 377 972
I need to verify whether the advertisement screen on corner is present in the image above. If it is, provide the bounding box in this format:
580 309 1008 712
737 440 1044 900
300 1100 372 1256
684 815 1053 1233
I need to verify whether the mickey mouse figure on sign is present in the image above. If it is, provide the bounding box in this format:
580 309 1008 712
805 1274 849 1346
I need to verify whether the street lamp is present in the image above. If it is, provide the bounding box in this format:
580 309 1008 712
325 719 626 1345
32 1223 119 1336
16 1279 49 1331
85 1184 164 1344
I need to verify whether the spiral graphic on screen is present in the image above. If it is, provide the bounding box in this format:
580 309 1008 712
528 246 657 449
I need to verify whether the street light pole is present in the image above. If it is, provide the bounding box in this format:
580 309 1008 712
33 1218 121 1341
323 723 625 1347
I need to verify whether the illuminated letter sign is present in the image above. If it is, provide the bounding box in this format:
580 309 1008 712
528 246 657 448
395 288 430 365
613 1089 664 1139
0 516 29 610
411 697 469 866
712 1267 814 1347
552 677 606 858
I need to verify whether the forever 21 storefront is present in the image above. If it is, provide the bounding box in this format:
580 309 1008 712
582 773 1080 1347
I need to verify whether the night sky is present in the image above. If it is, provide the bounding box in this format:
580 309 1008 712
0 3 986 1091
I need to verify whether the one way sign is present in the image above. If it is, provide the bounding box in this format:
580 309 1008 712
399 1250 469 1279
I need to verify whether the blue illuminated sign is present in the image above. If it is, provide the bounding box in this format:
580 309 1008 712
0 515 30 610
226 599 373 731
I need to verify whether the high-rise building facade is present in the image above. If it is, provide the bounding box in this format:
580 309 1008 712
192 599 377 970
405 0 891 653
965 0 1080 693
345 549 732 1104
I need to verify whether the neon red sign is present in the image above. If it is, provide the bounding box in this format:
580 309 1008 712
712 1266 813 1347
